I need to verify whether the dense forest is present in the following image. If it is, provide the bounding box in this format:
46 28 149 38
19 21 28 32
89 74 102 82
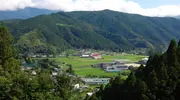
88 39 180 100
2 10 180 53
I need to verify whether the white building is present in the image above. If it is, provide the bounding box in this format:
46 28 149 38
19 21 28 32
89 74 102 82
81 78 110 84
32 71 37 75
52 72 58 76
74 84 80 89
87 92 93 96
80 54 90 58
41 55 47 58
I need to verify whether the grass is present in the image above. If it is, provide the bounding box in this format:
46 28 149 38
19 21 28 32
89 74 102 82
49 54 146 77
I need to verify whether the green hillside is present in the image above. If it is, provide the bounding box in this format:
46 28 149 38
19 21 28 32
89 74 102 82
16 29 58 53
68 10 180 48
2 10 180 53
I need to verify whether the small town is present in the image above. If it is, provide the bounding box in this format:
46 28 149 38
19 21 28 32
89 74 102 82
21 50 149 98
1 1 180 99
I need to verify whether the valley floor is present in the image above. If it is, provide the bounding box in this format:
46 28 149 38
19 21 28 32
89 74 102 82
49 54 146 77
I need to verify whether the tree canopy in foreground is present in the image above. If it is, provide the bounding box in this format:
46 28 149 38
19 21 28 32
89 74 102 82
90 39 180 100
0 24 82 100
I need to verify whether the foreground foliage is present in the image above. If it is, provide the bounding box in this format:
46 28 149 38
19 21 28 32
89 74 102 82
0 25 82 100
90 39 180 100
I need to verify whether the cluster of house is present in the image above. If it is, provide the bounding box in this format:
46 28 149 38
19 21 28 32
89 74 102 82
74 78 111 97
22 62 62 76
22 66 62 76
73 78 110 97
93 59 142 72
80 53 102 59
21 65 38 75
21 53 54 58
93 60 132 72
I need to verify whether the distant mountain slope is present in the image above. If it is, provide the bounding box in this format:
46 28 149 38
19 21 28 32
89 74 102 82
2 10 180 53
15 29 62 53
174 16 180 19
67 10 180 47
3 12 117 53
0 7 57 20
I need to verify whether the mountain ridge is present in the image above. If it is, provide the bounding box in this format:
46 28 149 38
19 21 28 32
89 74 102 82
2 10 180 53
0 7 57 20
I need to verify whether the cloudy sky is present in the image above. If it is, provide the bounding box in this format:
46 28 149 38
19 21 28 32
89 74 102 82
1 0 180 17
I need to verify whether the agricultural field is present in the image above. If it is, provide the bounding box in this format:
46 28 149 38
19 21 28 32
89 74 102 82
50 54 147 77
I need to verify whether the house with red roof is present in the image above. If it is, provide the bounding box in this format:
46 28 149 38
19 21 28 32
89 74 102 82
91 53 102 59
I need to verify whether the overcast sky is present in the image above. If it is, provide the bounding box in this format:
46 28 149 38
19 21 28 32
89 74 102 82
1 0 180 17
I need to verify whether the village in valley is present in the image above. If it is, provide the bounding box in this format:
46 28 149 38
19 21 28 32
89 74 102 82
1 0 180 98
21 49 148 97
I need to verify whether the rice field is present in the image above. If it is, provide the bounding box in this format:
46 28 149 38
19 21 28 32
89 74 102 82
49 54 147 77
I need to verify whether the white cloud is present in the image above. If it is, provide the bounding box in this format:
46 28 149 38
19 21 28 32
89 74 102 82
0 0 180 17
144 5 180 17
0 0 34 10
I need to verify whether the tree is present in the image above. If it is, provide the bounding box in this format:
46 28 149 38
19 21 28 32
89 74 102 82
66 64 74 75
95 39 180 100
65 51 70 58
0 76 11 100
55 75 73 100
147 70 158 100
136 80 149 100
0 24 20 73
135 64 145 80
38 59 51 69
176 39 180 64
38 71 54 92
126 72 136 87
167 39 178 66
178 39 180 47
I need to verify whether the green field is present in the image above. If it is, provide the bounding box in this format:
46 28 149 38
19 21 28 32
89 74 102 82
50 54 146 77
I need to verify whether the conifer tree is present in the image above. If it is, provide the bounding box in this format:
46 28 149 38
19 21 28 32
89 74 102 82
126 72 136 87
178 39 180 47
135 64 145 79
167 39 178 66
176 39 180 64
136 80 149 100
166 40 180 87
147 70 158 99
93 39 180 100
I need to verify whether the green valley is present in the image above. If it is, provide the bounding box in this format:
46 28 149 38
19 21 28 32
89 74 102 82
49 54 146 77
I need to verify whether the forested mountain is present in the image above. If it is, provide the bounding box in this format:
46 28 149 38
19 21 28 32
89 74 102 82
89 40 180 100
0 7 57 20
2 10 180 53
